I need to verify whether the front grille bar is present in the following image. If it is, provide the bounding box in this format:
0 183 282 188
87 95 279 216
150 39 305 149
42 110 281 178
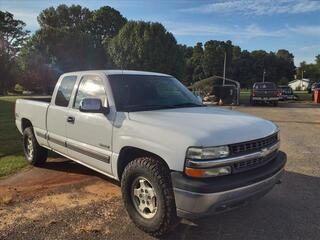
186 141 280 169
230 133 278 155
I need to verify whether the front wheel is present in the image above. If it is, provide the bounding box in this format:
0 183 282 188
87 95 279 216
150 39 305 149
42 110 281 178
121 157 180 237
23 127 48 165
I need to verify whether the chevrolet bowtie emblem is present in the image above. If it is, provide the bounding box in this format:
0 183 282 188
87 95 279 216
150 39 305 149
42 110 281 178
261 147 269 157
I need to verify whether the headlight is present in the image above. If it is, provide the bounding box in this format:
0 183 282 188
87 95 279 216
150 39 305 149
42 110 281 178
186 146 229 160
185 146 230 178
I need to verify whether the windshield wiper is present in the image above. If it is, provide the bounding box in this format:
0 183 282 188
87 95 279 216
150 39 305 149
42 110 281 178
123 104 172 112
168 102 205 108
123 102 204 112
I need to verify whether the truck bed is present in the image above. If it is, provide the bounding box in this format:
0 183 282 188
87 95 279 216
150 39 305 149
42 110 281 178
15 98 50 148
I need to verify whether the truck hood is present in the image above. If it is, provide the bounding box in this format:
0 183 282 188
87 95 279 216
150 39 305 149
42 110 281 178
128 106 278 146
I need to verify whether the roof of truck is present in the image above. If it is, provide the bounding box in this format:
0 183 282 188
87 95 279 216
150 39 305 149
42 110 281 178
62 70 171 77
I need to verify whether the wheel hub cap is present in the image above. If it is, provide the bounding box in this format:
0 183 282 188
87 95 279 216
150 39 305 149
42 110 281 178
26 137 33 159
131 177 157 219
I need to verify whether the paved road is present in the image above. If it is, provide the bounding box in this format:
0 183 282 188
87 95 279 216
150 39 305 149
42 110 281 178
0 102 319 240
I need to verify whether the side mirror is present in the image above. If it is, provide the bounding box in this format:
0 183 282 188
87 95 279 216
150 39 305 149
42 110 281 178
79 98 106 113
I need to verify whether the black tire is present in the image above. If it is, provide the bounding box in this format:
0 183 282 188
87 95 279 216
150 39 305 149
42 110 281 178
121 157 180 237
23 127 48 166
273 101 278 107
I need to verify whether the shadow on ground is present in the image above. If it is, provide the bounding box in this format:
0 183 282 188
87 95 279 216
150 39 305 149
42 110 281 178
40 158 120 186
25 160 320 240
163 171 320 240
1 157 319 240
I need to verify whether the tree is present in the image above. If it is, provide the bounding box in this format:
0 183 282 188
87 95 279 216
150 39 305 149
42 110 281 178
108 21 184 78
177 44 193 85
297 55 320 82
35 5 126 70
315 54 320 65
190 42 205 83
276 49 295 82
37 4 91 30
19 5 127 92
90 6 127 44
0 11 29 94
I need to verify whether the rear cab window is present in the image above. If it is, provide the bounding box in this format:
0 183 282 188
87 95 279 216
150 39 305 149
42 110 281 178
254 83 276 89
55 76 77 107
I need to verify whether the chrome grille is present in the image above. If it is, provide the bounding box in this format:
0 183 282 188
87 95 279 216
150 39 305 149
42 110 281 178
233 151 277 173
230 133 278 155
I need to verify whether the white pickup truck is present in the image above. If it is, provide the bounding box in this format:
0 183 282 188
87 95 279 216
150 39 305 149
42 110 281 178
15 70 286 236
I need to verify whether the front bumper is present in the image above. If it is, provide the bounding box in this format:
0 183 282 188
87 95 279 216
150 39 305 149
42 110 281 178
172 151 286 219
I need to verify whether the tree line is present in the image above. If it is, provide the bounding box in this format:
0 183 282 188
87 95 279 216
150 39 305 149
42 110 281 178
0 4 319 95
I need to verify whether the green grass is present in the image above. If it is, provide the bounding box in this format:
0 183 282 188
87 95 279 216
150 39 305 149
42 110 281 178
0 96 28 177
239 90 313 104
0 155 29 178
293 91 312 102
239 91 251 104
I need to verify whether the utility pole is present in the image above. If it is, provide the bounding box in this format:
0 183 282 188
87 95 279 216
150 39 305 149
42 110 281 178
223 51 226 86
301 70 305 89
262 69 266 82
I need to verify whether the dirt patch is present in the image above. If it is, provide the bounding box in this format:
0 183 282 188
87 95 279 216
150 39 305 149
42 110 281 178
0 173 124 239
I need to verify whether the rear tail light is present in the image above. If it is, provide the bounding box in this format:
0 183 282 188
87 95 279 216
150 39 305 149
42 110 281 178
252 91 256 97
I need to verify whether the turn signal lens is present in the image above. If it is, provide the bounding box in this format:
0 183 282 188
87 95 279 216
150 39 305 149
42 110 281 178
185 168 205 177
185 166 231 178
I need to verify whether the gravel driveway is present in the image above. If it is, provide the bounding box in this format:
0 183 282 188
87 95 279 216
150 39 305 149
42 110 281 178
0 102 319 240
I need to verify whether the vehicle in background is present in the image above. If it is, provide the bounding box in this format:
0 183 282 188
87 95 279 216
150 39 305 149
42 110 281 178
311 82 320 100
250 82 279 106
278 85 297 101
15 70 286 237
307 81 320 94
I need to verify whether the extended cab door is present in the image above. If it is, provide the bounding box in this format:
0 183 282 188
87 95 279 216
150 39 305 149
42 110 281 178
47 75 77 154
66 74 113 174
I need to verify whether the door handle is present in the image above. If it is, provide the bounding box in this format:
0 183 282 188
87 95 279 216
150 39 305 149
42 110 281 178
67 116 75 124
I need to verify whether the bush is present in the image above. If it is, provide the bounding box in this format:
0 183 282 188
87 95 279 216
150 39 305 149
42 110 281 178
14 84 25 93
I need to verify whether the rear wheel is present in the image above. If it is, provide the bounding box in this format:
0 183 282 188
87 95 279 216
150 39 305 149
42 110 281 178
121 157 180 237
273 101 278 107
23 127 47 165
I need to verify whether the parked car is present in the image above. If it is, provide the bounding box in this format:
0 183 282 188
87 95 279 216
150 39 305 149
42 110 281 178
278 85 296 101
250 82 279 106
308 81 320 94
311 82 320 100
15 70 286 237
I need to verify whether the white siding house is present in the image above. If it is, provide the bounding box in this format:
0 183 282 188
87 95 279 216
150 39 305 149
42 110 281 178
288 79 310 90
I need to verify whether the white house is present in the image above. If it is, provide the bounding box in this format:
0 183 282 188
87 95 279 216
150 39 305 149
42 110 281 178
288 79 310 91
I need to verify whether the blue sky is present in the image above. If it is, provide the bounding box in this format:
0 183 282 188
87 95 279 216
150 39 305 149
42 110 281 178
1 0 320 65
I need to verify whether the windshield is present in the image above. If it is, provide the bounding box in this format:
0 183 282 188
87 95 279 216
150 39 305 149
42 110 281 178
108 74 203 112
